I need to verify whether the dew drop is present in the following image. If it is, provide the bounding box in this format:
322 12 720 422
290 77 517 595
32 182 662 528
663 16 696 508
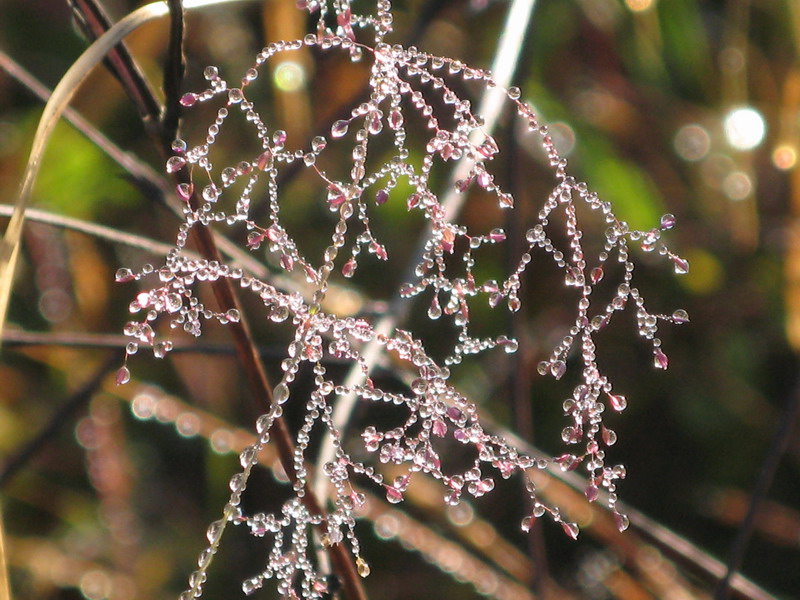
672 256 690 274
507 86 521 100
179 93 198 107
672 309 689 323
561 521 579 540
116 366 131 385
550 360 566 380
206 519 225 544
614 512 630 531
654 348 669 370
661 213 676 230
274 383 290 404
585 485 599 502
166 156 186 173
115 268 135 283
521 515 535 532
608 393 627 412
331 120 350 138
356 557 370 578
375 189 389 205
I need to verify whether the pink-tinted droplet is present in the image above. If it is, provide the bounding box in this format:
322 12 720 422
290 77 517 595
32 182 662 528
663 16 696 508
166 156 186 173
672 256 689 274
116 366 131 385
375 189 389 205
385 485 403 504
342 258 356 278
590 266 604 284
660 213 676 230
331 120 349 138
654 348 669 370
179 93 198 107
432 419 447 437
176 183 193 201
608 393 627 412
389 109 403 130
561 521 579 540
585 485 599 502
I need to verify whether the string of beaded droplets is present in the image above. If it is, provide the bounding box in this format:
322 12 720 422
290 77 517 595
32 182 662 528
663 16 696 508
115 1 688 598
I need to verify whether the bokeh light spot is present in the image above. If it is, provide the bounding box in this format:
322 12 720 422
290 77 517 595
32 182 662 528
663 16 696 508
772 144 797 170
722 171 753 201
674 124 711 161
625 0 655 12
724 107 766 151
274 61 305 92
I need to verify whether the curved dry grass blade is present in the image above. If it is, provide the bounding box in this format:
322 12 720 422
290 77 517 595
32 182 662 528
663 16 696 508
0 0 255 349
0 505 10 600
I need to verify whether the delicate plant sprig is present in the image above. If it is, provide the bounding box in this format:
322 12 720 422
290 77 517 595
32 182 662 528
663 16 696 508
116 1 688 598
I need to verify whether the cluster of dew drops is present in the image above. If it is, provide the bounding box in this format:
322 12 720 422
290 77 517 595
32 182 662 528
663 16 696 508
114 0 689 598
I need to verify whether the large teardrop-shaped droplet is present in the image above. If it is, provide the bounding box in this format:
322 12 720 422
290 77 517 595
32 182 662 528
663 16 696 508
331 120 350 138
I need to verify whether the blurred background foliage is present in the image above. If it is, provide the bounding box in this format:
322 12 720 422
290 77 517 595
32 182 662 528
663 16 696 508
1 0 799 599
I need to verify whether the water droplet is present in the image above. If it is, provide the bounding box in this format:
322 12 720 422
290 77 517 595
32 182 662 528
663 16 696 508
179 93 198 107
166 156 186 173
115 268 135 283
654 348 669 370
608 393 627 412
590 266 604 284
331 120 350 138
203 66 219 80
257 150 272 171
166 293 182 313
228 88 244 104
206 518 225 544
585 485 599 502
177 183 193 201
672 309 689 323
521 515 535 532
385 485 403 504
389 108 403 130
561 521 579 540
342 258 357 278
116 366 131 385
550 360 566 380
274 383 290 404
375 189 389 205
672 256 689 274
356 557 370 578
507 86 521 100
660 213 676 229
614 512 630 532
602 426 617 446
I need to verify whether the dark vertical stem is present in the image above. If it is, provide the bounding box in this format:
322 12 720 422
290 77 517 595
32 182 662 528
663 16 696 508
503 13 550 596
162 0 185 146
714 374 800 600
68 0 162 131
506 124 551 597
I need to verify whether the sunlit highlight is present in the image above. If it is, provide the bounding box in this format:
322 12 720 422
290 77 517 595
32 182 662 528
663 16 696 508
724 107 766 151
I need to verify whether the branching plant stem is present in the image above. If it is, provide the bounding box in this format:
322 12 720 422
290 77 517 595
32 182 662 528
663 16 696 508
3 0 366 597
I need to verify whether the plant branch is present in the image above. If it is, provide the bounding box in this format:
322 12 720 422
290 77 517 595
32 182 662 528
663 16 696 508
68 0 162 131
714 373 800 600
0 353 121 489
162 0 185 145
